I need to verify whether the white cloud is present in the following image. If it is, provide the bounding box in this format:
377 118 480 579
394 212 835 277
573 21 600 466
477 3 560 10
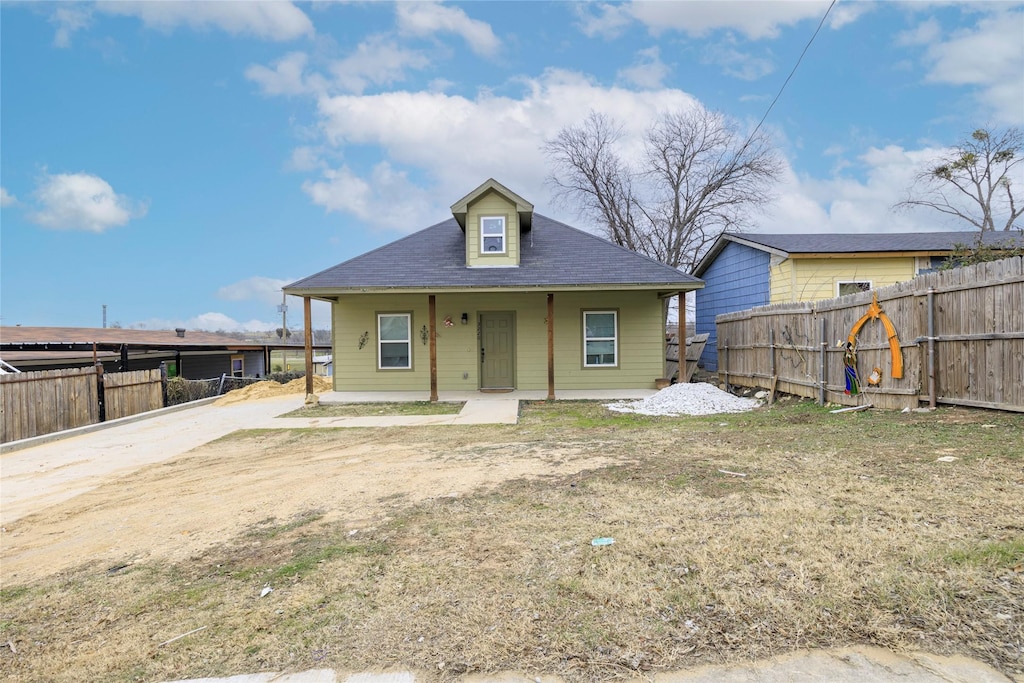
134 312 278 333
896 17 941 47
306 69 699 231
216 276 291 307
702 42 775 81
329 36 431 94
918 9 1024 124
751 141 1024 235
285 146 324 173
49 6 92 48
246 52 324 96
96 0 314 41
575 2 635 39
29 172 147 233
0 187 17 207
396 2 500 58
617 46 671 89
303 162 439 232
628 0 851 40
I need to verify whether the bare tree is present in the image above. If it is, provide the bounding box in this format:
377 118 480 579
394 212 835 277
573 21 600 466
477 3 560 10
544 107 782 271
896 127 1023 232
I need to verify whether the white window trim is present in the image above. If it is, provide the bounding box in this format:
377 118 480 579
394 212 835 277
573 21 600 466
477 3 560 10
230 354 244 378
377 313 412 370
583 310 618 368
837 280 872 297
480 215 507 255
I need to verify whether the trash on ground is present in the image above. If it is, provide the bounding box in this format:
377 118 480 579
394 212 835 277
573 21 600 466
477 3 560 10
260 585 273 598
830 404 872 414
591 537 615 546
936 456 959 463
717 469 747 477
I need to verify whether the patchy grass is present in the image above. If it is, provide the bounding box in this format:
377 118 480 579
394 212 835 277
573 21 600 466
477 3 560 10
2 400 1022 682
280 401 465 418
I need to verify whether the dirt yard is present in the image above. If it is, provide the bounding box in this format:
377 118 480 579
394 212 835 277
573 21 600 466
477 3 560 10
2 427 619 584
1 398 1022 683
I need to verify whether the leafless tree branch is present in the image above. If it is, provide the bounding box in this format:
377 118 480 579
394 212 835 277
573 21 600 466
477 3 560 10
544 107 781 271
895 127 1023 232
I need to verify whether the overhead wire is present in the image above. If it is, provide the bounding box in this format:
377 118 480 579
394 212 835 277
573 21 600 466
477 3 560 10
742 0 839 150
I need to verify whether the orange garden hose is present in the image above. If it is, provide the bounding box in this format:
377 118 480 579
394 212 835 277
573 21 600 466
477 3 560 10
848 294 904 379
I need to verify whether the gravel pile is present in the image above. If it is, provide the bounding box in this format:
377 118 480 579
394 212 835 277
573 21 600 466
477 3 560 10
606 382 761 416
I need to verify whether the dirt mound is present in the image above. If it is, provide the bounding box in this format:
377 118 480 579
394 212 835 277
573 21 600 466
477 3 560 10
215 375 333 405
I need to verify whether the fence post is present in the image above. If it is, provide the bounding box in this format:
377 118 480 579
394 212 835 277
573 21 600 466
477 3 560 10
722 337 729 390
927 287 937 409
160 361 169 408
96 361 106 422
218 373 227 396
769 327 776 378
818 317 827 405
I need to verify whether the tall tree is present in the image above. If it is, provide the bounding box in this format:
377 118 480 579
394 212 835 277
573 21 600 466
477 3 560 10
896 127 1023 232
543 107 781 271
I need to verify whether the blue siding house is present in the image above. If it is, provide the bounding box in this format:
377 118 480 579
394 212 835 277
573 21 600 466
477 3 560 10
694 241 769 371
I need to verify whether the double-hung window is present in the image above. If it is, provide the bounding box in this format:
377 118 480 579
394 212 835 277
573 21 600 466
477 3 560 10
481 216 506 254
378 313 411 369
583 311 618 367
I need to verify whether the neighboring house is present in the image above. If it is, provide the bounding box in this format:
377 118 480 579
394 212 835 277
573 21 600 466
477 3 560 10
284 179 703 395
0 327 269 379
693 231 1018 371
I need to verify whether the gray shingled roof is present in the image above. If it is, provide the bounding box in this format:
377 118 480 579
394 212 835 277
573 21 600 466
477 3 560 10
695 230 1021 276
285 214 702 292
732 231 1016 254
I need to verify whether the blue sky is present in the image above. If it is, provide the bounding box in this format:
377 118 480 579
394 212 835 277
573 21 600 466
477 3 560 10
2 1 1022 332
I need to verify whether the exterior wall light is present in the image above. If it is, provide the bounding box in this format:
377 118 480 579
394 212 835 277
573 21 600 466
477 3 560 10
461 313 469 325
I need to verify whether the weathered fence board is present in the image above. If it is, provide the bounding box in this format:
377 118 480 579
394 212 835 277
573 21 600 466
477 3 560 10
103 369 163 421
716 256 1023 412
1 366 168 443
1 367 100 442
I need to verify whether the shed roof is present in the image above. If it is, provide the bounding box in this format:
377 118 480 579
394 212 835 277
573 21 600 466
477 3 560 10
0 326 264 351
695 230 1020 276
285 214 702 295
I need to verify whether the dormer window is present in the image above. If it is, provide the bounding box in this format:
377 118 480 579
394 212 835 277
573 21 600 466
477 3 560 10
481 216 506 254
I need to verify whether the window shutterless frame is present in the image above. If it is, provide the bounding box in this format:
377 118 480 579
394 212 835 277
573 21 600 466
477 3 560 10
837 281 872 297
480 215 506 254
377 312 412 370
582 310 618 367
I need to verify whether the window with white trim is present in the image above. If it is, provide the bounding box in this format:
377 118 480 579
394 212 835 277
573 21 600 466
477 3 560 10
583 311 618 367
481 216 506 254
837 281 871 296
230 355 244 377
378 313 411 369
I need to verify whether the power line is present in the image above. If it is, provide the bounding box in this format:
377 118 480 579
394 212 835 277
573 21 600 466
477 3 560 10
744 0 838 147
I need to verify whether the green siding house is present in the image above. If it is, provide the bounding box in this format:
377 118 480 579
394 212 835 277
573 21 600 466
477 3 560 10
284 179 703 398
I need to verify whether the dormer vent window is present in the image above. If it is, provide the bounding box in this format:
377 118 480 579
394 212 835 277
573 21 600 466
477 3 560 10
481 216 506 254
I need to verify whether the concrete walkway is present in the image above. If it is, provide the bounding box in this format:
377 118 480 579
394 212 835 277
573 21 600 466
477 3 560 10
161 646 1013 682
0 394 522 524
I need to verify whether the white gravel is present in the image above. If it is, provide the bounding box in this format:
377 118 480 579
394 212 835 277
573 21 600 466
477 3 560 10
606 382 761 416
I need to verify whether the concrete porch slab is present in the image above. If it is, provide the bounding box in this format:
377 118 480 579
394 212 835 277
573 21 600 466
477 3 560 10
317 389 658 404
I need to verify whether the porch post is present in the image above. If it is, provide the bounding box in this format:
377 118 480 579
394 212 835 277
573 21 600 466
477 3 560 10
547 293 555 400
428 295 438 402
677 293 687 381
303 296 313 396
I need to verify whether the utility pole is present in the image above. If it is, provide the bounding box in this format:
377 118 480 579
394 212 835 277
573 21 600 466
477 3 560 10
277 293 288 341
103 304 107 329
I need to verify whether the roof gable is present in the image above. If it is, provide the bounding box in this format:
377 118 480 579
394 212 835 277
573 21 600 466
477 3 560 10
450 178 534 232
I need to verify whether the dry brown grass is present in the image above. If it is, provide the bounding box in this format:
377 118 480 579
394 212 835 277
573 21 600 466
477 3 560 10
1 399 1022 683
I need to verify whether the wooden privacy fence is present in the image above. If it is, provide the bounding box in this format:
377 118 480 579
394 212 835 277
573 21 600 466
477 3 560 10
1 366 164 443
716 256 1023 412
